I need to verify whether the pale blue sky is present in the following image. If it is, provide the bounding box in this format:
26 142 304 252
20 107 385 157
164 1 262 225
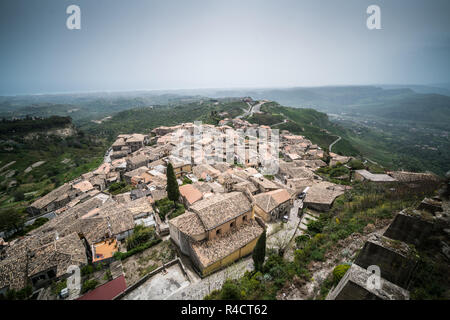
1 0 449 95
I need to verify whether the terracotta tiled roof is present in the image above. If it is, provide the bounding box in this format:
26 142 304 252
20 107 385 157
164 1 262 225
192 164 221 179
191 219 263 268
0 254 28 291
304 182 346 205
112 138 126 147
126 133 146 143
28 232 87 278
123 197 154 218
249 176 279 190
179 184 203 205
73 180 94 193
233 181 258 194
169 211 206 237
30 183 72 209
127 154 149 166
254 189 291 213
190 192 251 230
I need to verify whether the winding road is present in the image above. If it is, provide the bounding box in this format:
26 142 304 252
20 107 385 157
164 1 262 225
328 135 341 152
236 101 266 119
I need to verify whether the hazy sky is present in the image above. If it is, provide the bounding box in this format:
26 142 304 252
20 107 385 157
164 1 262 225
1 0 449 95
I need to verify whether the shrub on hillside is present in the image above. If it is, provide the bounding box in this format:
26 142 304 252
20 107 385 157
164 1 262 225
348 159 365 170
332 264 351 285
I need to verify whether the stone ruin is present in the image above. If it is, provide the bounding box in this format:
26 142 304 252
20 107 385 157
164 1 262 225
327 194 448 300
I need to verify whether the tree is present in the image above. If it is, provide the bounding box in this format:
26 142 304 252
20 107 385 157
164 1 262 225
13 191 25 202
252 230 266 272
0 209 26 234
166 162 180 203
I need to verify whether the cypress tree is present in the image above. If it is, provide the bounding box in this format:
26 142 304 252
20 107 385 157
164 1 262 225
252 229 266 272
166 162 180 203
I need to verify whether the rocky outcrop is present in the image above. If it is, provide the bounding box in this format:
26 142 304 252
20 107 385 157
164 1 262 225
383 210 434 247
353 234 418 289
326 264 409 300
327 195 447 300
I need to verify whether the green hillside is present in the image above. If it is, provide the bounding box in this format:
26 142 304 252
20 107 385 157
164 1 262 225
246 102 360 156
0 117 105 213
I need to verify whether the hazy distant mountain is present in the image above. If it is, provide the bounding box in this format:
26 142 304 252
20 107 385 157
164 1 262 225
351 93 450 127
379 84 450 96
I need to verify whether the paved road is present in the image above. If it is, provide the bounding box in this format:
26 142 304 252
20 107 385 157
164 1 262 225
271 119 288 127
329 135 341 152
364 158 379 165
236 101 266 119
236 102 253 119
251 102 264 115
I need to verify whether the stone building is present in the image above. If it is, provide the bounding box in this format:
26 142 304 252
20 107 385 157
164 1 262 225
168 192 264 276
253 189 292 222
303 181 346 211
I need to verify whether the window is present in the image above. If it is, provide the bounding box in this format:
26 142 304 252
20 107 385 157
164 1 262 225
243 215 247 222
230 222 235 228
216 229 221 235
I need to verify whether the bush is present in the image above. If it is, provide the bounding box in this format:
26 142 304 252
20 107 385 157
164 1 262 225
329 166 349 178
108 181 125 192
126 225 157 251
348 159 365 170
307 219 325 234
103 269 113 281
51 280 67 296
114 239 162 260
81 264 94 276
81 279 98 294
220 280 242 300
295 235 310 248
332 264 351 285
13 191 25 202
310 248 325 261
182 176 192 185
168 203 185 219
263 254 292 282
155 197 175 220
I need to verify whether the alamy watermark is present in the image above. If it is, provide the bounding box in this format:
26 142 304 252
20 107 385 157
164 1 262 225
65 4 382 31
366 265 381 290
66 5 81 30
367 5 382 30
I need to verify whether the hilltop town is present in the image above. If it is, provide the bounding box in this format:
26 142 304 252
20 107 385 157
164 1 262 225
0 101 447 300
